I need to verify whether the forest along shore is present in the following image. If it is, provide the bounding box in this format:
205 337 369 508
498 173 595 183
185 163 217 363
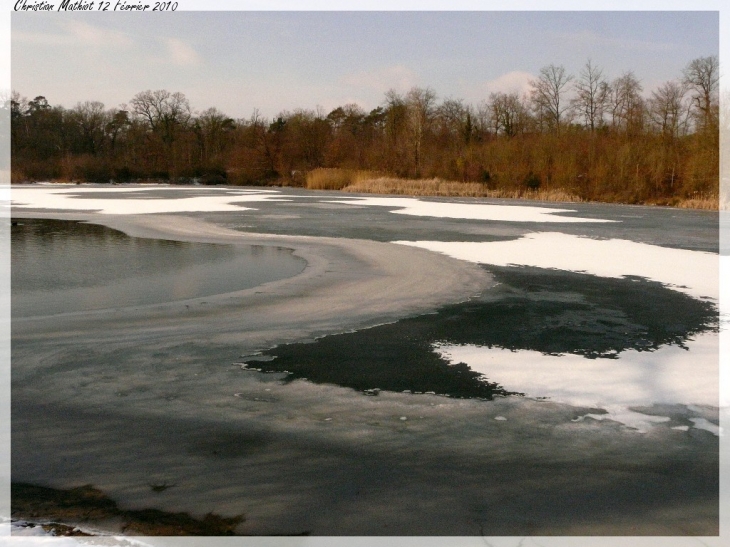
10 57 719 209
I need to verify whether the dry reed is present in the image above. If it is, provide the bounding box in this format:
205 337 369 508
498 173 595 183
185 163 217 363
305 168 380 190
675 194 720 210
342 177 585 202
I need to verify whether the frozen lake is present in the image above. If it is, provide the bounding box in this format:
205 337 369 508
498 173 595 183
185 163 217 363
8 184 722 539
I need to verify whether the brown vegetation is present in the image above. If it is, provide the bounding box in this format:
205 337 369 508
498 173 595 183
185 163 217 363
342 176 584 202
7 56 719 209
305 167 380 190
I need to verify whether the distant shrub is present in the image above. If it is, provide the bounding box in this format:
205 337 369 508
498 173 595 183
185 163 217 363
200 166 227 185
524 172 541 190
150 170 170 180
63 155 113 183
13 159 62 182
82 163 114 183
114 166 138 182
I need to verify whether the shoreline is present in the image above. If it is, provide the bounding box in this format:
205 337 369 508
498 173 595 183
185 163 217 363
10 179 722 211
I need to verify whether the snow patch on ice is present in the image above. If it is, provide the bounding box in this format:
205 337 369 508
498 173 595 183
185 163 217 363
436 332 719 433
327 196 615 223
396 232 719 301
11 186 288 215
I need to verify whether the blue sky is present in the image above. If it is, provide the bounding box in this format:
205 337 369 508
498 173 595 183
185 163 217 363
9 8 721 120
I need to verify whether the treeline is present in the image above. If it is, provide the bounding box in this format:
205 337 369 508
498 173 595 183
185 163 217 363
9 56 719 204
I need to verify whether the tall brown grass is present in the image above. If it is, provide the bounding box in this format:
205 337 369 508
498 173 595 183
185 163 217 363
674 193 720 210
305 168 380 190
342 177 584 202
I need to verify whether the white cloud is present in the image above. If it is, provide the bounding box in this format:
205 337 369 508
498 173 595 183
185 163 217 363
457 71 535 107
482 71 534 95
163 37 202 67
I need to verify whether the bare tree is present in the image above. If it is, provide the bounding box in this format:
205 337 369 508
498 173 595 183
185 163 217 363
104 108 131 155
571 59 609 132
436 98 465 131
436 98 473 143
529 64 573 134
69 101 108 155
281 108 331 171
489 92 527 137
193 107 235 164
326 103 364 133
130 89 191 146
405 86 437 175
647 80 690 139
247 108 278 178
10 91 30 140
682 55 719 131
382 89 407 147
608 71 645 134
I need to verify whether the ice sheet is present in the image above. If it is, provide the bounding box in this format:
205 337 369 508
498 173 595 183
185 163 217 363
396 232 719 301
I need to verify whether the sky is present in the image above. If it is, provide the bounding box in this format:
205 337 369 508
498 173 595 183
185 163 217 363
10 8 720 120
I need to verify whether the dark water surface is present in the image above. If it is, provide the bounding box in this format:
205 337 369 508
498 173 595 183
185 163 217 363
249 266 718 398
11 219 306 317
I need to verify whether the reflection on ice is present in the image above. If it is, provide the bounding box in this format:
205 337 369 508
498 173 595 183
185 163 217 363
436 331 719 433
397 232 719 301
328 196 616 223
